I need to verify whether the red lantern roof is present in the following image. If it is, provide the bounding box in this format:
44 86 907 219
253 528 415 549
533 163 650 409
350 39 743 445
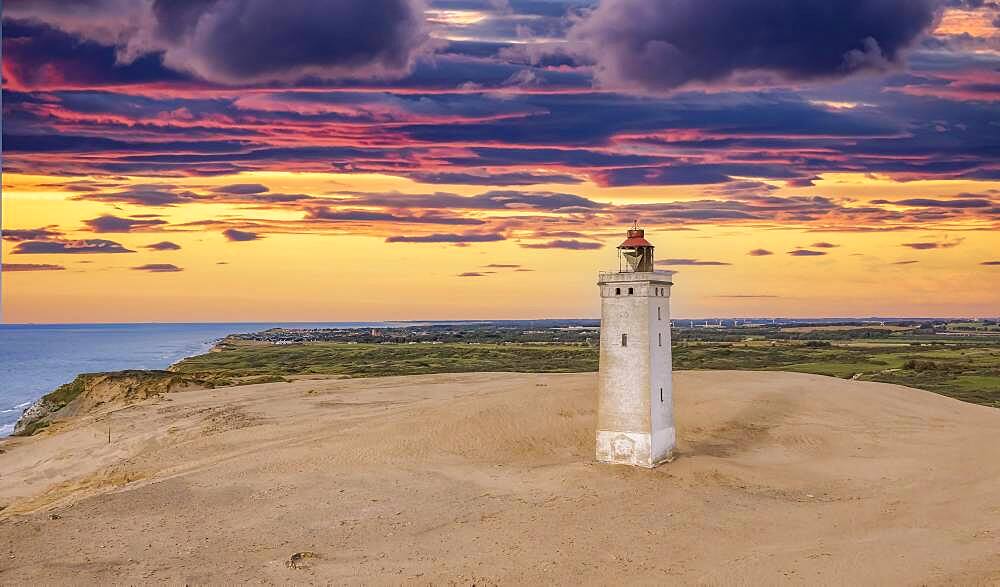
618 228 653 249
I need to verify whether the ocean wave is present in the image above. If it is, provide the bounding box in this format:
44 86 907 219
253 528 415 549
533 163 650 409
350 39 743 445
0 401 33 414
0 423 14 437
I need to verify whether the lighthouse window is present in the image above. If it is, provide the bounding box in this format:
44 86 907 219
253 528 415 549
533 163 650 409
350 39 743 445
658 333 662 347
657 307 662 320
660 388 664 402
628 287 634 295
615 287 621 296
621 334 628 347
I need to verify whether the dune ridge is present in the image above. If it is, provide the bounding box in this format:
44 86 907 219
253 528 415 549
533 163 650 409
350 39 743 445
0 370 998 584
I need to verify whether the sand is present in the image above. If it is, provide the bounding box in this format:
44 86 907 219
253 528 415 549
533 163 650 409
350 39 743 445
1 370 998 585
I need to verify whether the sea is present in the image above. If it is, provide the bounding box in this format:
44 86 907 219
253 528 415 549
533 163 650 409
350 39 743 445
0 322 387 436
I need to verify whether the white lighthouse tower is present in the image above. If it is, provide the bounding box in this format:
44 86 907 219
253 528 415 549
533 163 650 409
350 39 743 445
595 224 676 467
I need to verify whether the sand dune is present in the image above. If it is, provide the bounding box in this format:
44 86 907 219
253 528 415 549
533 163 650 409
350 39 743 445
1 371 999 584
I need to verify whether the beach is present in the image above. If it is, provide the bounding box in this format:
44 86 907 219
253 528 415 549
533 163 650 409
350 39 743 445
1 370 998 584
0 323 391 435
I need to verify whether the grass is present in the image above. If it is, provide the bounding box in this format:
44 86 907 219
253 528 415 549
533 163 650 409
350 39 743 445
171 338 1000 409
174 343 599 379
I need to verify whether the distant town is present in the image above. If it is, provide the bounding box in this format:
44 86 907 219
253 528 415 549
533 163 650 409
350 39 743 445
222 317 1000 347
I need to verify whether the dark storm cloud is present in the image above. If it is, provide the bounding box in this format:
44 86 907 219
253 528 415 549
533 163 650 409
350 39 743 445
132 263 183 273
385 233 506 243
11 239 135 254
520 239 602 250
569 0 942 91
83 215 168 233
810 242 839 248
0 20 188 89
156 0 430 84
145 241 182 251
788 249 828 256
456 272 490 277
223 229 262 242
748 249 774 256
3 263 67 272
981 260 1000 265
6 0 431 85
655 259 731 266
2 227 64 242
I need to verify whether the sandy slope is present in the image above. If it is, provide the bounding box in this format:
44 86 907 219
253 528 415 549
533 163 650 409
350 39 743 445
0 370 998 585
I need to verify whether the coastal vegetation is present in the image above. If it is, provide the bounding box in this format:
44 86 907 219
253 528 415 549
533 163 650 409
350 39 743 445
173 343 599 379
14 321 999 435
169 337 999 408
13 370 211 436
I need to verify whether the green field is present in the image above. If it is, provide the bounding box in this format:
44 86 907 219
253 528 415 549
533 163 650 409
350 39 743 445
173 342 598 380
173 337 1000 409
673 341 1000 407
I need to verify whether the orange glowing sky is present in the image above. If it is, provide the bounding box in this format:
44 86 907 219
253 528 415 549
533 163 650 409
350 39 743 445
2 1 998 323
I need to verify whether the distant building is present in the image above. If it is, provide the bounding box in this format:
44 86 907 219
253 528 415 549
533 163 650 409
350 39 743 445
595 224 676 468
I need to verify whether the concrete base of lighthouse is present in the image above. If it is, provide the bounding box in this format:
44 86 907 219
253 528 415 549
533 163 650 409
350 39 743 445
595 428 676 468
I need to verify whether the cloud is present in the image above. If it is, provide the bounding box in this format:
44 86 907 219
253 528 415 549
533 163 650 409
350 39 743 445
885 197 993 208
340 190 602 212
386 232 506 243
84 215 168 233
810 242 839 248
6 0 431 84
11 239 135 254
456 272 490 277
981 260 1000 266
145 241 182 251
3 263 67 272
520 239 603 250
132 263 183 272
748 249 774 256
306 208 483 225
75 185 202 206
655 259 731 266
2 227 64 242
211 183 270 195
405 171 583 186
223 229 262 242
568 0 941 91
901 238 964 249
483 264 523 268
788 249 828 256
892 260 920 265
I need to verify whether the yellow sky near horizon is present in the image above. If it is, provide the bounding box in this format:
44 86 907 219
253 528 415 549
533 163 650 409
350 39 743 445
3 171 998 323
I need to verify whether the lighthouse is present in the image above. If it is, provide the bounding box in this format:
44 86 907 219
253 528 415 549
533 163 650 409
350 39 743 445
595 224 676 467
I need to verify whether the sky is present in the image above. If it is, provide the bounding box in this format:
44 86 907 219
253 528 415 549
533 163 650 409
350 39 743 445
2 0 998 323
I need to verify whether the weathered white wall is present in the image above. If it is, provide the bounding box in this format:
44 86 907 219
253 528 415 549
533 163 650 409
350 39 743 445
595 271 675 468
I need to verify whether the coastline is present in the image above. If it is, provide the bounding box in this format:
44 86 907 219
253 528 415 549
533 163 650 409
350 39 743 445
0 322 392 437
